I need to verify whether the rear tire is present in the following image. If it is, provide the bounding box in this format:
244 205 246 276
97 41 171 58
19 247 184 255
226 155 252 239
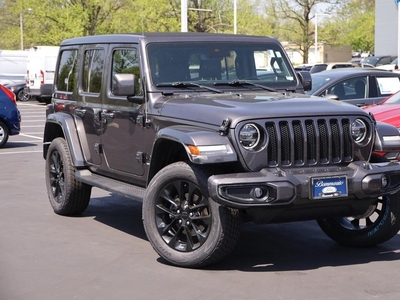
0 121 9 148
143 162 242 268
17 89 29 101
45 137 91 215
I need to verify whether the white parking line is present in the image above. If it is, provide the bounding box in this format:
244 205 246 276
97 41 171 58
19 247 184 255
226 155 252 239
9 140 40 143
18 103 47 107
19 133 43 140
19 132 43 134
22 119 45 124
21 115 45 118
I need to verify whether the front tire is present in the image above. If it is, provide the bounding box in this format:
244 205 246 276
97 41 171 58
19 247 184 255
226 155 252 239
143 162 242 268
45 137 92 215
317 192 400 247
0 121 9 148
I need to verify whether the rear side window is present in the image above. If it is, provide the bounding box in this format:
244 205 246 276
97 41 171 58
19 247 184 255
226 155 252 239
56 50 78 92
82 49 105 94
376 77 400 96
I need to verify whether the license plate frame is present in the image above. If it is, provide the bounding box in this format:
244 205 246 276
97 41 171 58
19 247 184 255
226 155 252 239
311 175 348 200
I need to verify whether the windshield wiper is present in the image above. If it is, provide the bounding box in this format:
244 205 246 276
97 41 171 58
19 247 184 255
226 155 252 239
214 80 277 92
156 82 224 94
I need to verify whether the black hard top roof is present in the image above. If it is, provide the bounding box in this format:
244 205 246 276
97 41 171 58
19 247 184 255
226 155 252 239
60 32 278 46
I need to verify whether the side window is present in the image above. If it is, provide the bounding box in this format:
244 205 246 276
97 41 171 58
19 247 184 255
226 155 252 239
327 77 367 100
56 49 78 92
111 49 141 96
376 77 400 96
82 49 105 94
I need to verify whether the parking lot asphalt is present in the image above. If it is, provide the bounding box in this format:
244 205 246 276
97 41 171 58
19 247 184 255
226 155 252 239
2 100 400 300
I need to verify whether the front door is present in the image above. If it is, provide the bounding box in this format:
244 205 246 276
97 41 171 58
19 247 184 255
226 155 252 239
100 46 146 176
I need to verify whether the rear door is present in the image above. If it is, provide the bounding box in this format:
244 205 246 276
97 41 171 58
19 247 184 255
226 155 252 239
71 45 107 166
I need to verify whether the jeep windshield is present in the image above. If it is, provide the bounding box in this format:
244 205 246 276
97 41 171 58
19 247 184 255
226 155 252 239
147 42 297 91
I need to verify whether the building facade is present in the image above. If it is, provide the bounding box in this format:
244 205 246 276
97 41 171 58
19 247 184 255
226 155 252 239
375 0 398 56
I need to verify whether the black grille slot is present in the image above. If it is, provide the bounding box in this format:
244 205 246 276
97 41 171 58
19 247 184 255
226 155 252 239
279 121 290 165
266 123 278 166
330 120 341 162
306 120 316 164
318 120 329 163
293 121 303 164
342 119 352 159
265 118 353 167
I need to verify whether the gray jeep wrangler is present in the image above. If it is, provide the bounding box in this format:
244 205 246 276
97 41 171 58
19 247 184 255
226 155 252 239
44 33 400 268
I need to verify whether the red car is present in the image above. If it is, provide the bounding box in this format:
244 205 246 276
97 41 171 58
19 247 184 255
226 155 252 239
363 90 400 160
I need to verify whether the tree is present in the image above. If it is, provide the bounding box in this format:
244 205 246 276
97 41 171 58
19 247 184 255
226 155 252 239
319 0 375 52
264 0 342 63
0 0 373 57
0 0 132 49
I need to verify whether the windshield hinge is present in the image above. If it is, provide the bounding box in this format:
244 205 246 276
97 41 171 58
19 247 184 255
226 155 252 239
136 115 151 128
219 118 231 136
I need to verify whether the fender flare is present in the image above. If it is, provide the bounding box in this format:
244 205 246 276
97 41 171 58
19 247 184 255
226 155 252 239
43 112 86 167
155 125 237 164
374 121 400 152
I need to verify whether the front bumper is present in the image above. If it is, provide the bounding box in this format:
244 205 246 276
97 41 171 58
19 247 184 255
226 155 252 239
208 161 400 209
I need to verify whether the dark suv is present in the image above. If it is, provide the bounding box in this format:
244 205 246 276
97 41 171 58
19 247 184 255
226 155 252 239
44 33 400 268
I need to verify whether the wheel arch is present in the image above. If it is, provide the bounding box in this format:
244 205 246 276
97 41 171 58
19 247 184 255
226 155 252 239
0 117 10 133
147 125 238 183
43 113 86 167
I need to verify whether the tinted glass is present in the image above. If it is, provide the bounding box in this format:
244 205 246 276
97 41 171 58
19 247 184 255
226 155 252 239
310 64 327 74
147 42 297 89
56 50 77 92
111 49 141 96
306 73 332 94
325 77 367 100
82 49 105 94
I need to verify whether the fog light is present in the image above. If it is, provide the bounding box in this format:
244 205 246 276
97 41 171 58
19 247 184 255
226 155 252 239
381 176 388 188
251 187 268 200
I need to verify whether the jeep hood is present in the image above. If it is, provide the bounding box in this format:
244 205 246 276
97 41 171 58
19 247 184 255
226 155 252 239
155 92 368 127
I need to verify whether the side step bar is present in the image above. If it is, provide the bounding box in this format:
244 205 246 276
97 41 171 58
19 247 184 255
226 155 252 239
75 170 145 202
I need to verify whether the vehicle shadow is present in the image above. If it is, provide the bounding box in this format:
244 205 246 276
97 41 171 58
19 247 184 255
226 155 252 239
82 193 147 240
82 193 400 272
208 221 400 272
3 142 39 148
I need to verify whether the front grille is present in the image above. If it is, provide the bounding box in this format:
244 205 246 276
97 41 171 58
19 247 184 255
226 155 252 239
265 117 353 167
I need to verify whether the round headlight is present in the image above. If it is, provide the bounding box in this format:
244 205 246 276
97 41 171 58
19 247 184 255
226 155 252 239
351 119 367 143
239 123 260 150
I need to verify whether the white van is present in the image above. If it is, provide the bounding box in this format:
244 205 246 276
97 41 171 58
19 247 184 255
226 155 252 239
0 50 28 78
25 46 59 103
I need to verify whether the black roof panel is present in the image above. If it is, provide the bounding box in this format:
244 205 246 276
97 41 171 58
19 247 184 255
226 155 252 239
60 32 278 46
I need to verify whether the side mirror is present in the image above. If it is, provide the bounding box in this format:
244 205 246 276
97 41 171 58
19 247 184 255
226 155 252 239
296 71 312 92
112 73 136 96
